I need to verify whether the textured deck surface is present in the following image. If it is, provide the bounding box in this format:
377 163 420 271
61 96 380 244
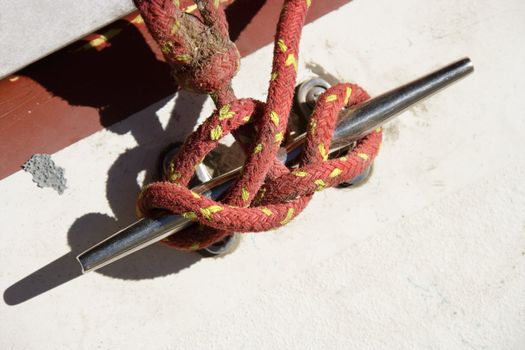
1 1 525 349
0 0 134 78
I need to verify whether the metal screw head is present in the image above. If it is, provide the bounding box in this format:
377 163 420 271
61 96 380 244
306 86 327 109
295 78 331 119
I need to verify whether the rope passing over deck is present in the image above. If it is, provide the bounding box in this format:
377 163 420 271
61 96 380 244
134 0 383 250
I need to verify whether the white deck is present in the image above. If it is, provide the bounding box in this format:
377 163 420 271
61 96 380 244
0 0 135 78
1 1 525 348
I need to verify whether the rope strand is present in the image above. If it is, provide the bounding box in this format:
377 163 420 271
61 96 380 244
135 0 383 250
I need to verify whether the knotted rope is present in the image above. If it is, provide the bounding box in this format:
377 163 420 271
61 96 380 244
135 0 382 250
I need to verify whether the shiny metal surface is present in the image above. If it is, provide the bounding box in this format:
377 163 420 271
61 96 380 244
77 216 192 273
77 58 473 273
331 58 474 151
77 170 235 273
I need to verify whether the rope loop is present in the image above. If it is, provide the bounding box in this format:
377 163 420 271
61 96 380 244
134 0 383 250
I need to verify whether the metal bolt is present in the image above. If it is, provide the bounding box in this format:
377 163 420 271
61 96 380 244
295 78 331 119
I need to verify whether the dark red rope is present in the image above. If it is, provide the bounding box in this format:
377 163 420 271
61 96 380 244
134 0 383 250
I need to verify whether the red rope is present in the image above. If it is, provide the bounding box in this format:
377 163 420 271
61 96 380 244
134 0 383 250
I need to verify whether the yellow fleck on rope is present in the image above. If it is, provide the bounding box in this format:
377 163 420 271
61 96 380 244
260 208 273 216
309 119 317 134
175 54 191 62
82 28 123 50
210 125 223 140
329 168 342 178
318 143 329 161
326 94 337 102
277 39 288 52
241 187 250 201
357 153 369 161
254 143 263 154
344 87 352 105
280 208 295 225
131 15 144 24
171 20 181 34
285 53 298 71
219 104 235 120
292 170 308 177
314 179 326 191
270 111 280 126
200 205 224 220
169 171 182 182
182 211 198 220
191 191 201 199
185 4 197 12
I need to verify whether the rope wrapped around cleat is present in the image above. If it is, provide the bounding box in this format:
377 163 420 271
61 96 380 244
135 0 382 250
